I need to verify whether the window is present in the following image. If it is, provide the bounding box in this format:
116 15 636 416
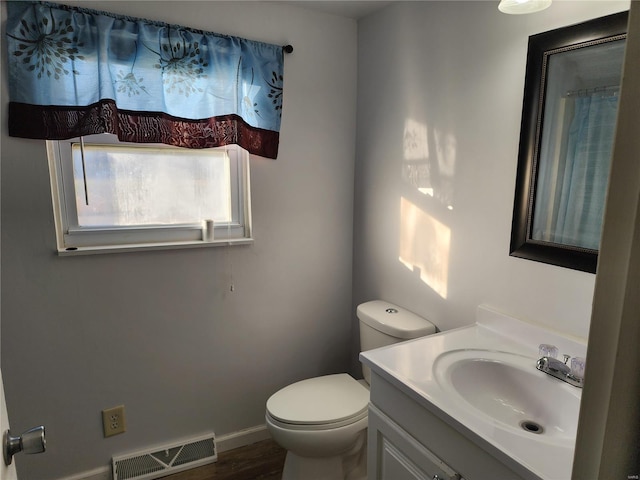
47 134 252 254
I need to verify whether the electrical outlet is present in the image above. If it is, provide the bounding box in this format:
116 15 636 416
102 405 126 437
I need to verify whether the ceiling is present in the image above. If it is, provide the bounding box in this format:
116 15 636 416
271 1 394 19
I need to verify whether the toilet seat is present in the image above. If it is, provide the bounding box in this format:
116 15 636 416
266 374 369 430
266 409 367 431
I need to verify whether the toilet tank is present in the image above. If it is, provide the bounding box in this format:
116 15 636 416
357 300 436 384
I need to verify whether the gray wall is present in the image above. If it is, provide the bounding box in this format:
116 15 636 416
353 0 629 374
0 2 357 478
3 1 633 478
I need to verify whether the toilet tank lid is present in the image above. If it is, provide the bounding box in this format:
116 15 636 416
357 300 436 339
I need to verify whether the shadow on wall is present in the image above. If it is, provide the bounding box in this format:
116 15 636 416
399 118 457 299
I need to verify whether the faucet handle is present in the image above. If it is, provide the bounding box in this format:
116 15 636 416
563 354 571 364
538 344 558 359
570 357 586 379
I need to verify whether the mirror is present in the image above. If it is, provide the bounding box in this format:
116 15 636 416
510 11 628 273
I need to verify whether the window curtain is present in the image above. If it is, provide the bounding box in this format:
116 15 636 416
551 94 618 250
6 1 286 158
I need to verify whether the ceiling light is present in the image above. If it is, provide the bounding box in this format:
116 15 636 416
498 0 552 14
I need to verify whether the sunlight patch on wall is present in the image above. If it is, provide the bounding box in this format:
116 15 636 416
433 127 456 211
403 118 429 161
399 197 450 299
401 119 456 210
402 118 432 196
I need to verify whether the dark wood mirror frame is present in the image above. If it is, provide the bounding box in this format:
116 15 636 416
510 11 629 274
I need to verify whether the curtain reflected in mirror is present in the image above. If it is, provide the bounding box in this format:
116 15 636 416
510 11 628 273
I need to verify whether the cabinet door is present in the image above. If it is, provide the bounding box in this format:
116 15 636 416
368 405 461 480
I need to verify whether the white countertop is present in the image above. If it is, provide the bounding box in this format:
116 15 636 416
360 305 587 480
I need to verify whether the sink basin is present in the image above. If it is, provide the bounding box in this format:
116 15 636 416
433 349 580 440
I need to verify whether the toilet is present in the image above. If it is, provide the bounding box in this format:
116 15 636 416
265 300 436 480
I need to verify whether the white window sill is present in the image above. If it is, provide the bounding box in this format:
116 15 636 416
56 238 254 256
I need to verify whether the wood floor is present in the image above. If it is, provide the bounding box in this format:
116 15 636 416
162 439 286 480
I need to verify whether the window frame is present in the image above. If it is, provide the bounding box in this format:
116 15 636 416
47 135 253 255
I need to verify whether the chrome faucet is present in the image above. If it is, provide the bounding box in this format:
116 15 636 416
536 351 584 388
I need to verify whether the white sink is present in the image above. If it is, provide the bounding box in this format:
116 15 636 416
360 305 587 479
433 349 580 441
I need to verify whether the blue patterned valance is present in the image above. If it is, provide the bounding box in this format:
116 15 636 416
6 1 286 158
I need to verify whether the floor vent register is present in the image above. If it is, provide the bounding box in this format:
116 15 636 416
112 433 217 480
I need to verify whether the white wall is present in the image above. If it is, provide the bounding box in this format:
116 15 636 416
353 0 629 358
574 2 640 476
0 2 357 479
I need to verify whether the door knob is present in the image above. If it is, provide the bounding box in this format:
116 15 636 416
3 426 46 466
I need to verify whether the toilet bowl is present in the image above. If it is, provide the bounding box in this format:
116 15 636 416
266 374 368 479
265 300 436 480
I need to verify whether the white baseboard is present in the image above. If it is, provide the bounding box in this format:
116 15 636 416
216 424 271 453
56 467 111 480
55 424 271 480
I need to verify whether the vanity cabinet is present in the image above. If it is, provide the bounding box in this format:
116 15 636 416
367 372 532 480
368 405 461 480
